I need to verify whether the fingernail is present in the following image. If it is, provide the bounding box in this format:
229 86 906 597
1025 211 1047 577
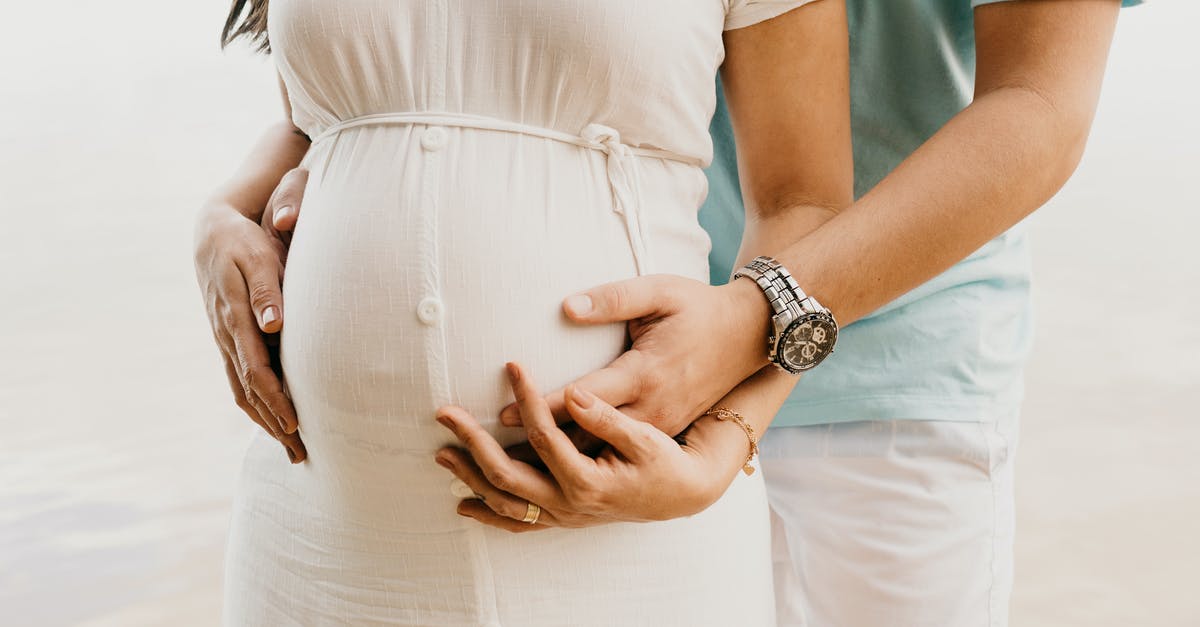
286 446 298 463
436 414 454 430
261 306 279 326
434 453 453 470
564 294 593 316
275 205 295 223
505 362 520 384
570 386 595 409
498 404 518 424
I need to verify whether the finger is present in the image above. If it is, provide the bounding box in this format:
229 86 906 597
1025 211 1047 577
436 447 557 524
223 301 295 435
218 344 273 436
505 363 596 482
233 346 305 463
498 357 641 426
457 499 554 533
561 275 679 324
269 167 308 233
214 325 282 439
242 350 299 436
503 423 604 467
263 334 301 437
233 250 285 334
435 406 565 508
258 341 305 463
219 262 295 432
562 423 609 458
564 385 658 461
279 430 308 463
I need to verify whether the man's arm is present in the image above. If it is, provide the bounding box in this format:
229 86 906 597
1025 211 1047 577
764 0 1122 325
448 0 1129 530
521 0 1123 438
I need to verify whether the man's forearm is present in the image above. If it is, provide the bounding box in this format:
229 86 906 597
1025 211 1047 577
761 86 1099 327
206 121 310 221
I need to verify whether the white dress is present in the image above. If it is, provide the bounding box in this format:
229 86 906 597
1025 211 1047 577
224 1 814 625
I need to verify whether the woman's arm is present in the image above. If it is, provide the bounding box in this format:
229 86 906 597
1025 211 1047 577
193 75 311 461
207 77 311 222
436 362 795 531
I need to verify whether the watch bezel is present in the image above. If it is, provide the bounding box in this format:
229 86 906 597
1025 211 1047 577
775 311 838 374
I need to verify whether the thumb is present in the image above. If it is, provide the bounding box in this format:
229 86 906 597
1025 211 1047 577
562 275 678 324
269 167 309 232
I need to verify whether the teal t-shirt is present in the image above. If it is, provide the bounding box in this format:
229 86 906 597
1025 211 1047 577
702 0 1139 428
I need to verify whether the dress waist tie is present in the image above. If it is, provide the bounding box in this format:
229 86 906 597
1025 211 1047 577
310 112 703 276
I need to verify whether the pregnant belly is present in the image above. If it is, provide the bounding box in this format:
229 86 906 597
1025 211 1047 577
277 131 708 515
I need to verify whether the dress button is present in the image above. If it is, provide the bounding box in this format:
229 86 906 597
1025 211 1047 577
416 296 443 326
421 126 447 151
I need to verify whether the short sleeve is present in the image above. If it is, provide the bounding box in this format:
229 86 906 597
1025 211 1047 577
724 0 821 31
972 0 1143 7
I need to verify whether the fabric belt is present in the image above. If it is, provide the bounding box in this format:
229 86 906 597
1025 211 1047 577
310 112 703 276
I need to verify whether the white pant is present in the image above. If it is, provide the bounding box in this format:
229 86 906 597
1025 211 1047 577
760 412 1019 627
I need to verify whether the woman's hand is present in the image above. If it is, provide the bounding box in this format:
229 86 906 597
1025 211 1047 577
193 200 306 462
259 167 308 256
435 362 750 532
498 276 772 438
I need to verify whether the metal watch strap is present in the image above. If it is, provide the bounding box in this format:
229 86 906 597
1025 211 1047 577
734 256 801 362
736 256 806 326
741 257 806 328
736 255 837 374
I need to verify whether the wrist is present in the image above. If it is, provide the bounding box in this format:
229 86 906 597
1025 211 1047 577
199 198 256 227
194 202 254 256
730 255 840 374
721 278 773 373
688 413 758 479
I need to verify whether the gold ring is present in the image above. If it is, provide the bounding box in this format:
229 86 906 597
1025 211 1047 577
521 502 541 525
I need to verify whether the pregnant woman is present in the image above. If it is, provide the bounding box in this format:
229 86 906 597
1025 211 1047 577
204 0 850 624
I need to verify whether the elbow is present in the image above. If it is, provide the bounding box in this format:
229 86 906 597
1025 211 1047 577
751 174 854 223
1052 110 1094 187
1001 84 1099 194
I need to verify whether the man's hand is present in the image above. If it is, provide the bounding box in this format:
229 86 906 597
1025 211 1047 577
192 167 310 463
435 363 749 532
498 274 772 437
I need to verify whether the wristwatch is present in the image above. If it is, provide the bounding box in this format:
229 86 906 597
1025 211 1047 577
734 256 838 375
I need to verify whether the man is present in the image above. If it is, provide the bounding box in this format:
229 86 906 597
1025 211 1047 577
196 0 1139 623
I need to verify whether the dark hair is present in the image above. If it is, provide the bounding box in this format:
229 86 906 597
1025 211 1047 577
221 0 270 52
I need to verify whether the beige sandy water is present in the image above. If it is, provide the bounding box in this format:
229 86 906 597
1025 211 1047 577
1 2 1197 625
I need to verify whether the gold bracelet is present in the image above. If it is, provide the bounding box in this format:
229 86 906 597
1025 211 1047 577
703 406 759 476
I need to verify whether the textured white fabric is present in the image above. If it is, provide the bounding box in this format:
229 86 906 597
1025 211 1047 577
223 1 814 625
761 412 1019 627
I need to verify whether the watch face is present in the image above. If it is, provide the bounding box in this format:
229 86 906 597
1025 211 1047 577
779 313 838 372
